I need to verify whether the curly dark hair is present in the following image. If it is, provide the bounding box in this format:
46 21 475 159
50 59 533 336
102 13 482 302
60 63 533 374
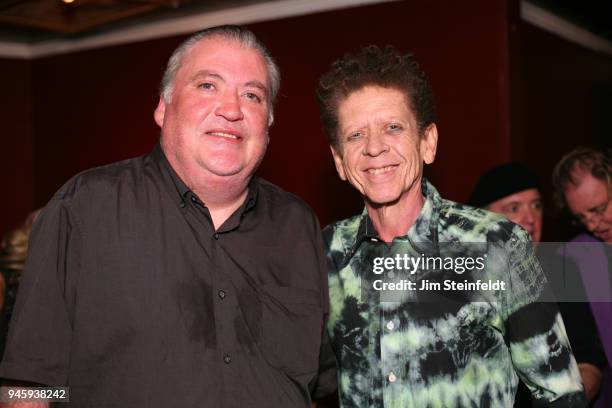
552 146 611 210
316 45 436 148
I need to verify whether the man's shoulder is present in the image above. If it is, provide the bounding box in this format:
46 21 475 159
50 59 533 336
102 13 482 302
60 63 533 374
321 213 363 252
437 197 525 243
322 214 362 235
52 154 149 202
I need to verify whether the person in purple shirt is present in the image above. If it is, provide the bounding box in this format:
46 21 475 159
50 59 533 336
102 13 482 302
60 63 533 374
553 147 612 407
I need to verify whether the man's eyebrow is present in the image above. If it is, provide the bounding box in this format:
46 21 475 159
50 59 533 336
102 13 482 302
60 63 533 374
587 201 607 212
245 80 268 93
191 70 224 82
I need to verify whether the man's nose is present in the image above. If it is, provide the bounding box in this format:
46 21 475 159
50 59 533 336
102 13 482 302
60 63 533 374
215 91 244 121
523 208 536 225
583 215 601 231
363 132 389 156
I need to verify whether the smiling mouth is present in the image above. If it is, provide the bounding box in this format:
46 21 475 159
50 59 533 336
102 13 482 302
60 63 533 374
366 165 397 175
207 131 241 140
596 228 610 238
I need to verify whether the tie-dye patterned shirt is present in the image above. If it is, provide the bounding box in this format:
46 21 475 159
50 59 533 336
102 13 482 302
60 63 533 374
323 180 586 407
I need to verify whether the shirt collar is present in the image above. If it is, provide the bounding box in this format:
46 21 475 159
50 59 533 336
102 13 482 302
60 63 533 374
344 178 442 262
150 141 259 215
405 178 441 245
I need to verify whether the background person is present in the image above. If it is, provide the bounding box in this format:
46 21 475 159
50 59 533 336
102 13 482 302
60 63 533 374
553 147 612 407
0 209 42 360
468 163 543 243
469 162 607 404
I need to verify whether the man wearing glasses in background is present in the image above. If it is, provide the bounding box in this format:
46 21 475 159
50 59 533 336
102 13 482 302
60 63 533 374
553 147 612 407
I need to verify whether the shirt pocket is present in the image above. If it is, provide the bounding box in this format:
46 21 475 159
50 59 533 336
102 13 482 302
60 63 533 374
261 285 323 376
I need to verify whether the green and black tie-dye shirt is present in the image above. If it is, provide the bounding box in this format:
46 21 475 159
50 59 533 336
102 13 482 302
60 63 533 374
322 180 586 407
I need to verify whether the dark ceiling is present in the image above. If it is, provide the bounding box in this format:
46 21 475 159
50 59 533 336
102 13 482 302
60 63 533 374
0 0 278 43
0 0 610 44
530 0 612 42
0 0 184 34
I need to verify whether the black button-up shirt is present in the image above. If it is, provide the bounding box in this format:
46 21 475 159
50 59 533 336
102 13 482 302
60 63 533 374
0 143 333 407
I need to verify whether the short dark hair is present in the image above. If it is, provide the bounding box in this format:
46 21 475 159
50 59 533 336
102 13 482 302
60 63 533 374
552 147 611 210
316 45 436 148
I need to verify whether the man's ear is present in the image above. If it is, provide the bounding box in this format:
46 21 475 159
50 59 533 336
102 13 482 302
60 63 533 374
330 145 347 181
420 123 438 165
154 97 166 128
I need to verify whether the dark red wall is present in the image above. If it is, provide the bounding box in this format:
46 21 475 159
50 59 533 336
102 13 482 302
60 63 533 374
254 0 516 224
2 0 515 231
0 58 33 234
30 37 176 208
514 22 612 240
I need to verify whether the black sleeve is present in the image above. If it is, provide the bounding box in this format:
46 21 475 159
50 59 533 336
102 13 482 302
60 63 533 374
311 325 338 399
310 224 338 400
0 198 80 386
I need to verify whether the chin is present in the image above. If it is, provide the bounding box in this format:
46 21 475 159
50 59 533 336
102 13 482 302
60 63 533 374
595 232 612 243
364 192 402 207
204 164 244 177
201 157 244 173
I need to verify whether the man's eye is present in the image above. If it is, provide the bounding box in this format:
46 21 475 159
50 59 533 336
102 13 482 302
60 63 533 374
593 203 607 215
347 132 362 141
245 92 262 103
199 82 215 90
505 205 519 214
388 123 402 132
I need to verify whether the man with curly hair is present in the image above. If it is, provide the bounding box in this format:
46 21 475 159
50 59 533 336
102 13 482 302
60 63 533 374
316 45 585 407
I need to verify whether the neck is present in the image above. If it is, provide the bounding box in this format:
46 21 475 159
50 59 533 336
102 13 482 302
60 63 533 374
192 176 250 230
164 151 251 230
366 179 425 242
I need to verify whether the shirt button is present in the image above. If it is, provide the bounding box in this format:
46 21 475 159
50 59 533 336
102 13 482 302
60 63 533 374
218 290 226 299
386 321 395 330
214 233 220 240
388 372 397 383
191 196 198 203
223 354 231 364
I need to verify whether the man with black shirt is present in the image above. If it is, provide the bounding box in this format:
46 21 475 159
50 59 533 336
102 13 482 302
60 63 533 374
0 25 335 407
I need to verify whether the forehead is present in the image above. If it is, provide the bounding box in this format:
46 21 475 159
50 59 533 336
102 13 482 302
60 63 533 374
339 86 413 120
177 37 269 87
494 189 541 206
565 171 609 210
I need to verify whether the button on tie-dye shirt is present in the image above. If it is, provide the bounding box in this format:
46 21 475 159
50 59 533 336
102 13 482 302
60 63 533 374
323 180 586 407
